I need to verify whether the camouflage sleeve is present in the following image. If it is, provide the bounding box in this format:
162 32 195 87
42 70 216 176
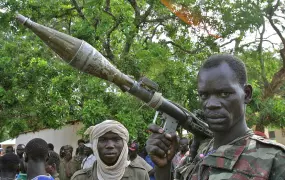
269 150 285 179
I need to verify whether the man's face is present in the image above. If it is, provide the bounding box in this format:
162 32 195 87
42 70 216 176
179 139 189 152
17 145 25 156
63 147 72 161
78 142 85 147
97 131 124 166
45 164 55 174
198 63 249 132
59 147 65 158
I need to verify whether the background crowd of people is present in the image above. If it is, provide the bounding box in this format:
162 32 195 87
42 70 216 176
0 123 192 180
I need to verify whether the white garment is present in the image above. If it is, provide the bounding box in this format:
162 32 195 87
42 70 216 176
84 120 130 180
81 154 97 169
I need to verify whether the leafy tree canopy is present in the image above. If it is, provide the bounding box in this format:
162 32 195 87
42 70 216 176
0 0 284 143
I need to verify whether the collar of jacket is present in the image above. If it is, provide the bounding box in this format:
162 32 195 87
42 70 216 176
89 161 133 180
201 136 250 170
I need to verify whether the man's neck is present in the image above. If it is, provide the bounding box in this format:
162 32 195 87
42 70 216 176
129 154 137 161
27 161 46 179
64 157 72 162
50 171 58 177
213 119 248 149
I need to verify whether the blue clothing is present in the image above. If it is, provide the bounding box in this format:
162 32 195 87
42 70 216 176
31 175 54 180
145 155 155 180
16 173 27 180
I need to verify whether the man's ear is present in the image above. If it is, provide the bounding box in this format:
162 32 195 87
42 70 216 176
244 84 253 104
25 154 28 162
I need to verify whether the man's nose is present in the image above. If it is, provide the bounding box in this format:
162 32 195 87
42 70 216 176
205 95 222 109
105 140 115 148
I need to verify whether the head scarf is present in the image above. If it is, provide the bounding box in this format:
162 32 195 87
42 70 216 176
84 120 130 180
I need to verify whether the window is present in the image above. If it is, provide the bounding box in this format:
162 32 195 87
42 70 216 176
269 131 275 139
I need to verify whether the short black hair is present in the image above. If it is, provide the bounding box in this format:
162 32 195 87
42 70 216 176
46 151 60 172
17 144 25 149
77 139 85 145
200 54 247 86
6 146 14 153
25 138 48 162
48 143 54 151
1 153 20 172
64 145 73 151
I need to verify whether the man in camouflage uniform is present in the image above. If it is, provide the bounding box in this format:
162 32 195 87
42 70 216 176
71 120 149 180
146 54 285 180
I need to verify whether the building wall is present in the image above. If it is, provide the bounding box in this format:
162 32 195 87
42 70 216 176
16 122 84 155
274 129 285 145
264 128 285 145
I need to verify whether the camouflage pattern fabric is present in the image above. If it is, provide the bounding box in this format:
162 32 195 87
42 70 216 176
177 134 285 180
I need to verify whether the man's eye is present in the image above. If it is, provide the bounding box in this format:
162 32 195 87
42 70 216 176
114 138 121 142
220 92 230 97
99 138 107 142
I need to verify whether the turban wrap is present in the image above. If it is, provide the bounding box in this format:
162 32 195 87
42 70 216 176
84 120 130 180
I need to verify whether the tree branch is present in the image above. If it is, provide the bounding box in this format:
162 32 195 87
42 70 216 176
122 0 141 56
102 0 122 62
219 38 237 47
70 0 86 20
266 0 285 66
262 0 285 99
128 0 140 21
145 15 176 23
103 0 116 20
163 40 207 54
143 23 163 44
140 0 155 23
258 17 269 87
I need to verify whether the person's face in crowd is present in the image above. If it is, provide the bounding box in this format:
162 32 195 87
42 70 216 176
59 147 65 159
97 131 124 166
84 146 93 157
78 142 85 148
45 163 56 174
198 63 252 132
179 139 189 153
128 149 137 160
63 147 72 161
16 145 25 157
78 142 85 154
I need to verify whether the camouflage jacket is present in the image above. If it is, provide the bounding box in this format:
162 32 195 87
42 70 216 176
71 160 150 180
176 134 285 180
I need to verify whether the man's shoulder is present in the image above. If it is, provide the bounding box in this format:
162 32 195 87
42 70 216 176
129 159 148 170
132 156 153 172
250 135 285 151
124 161 149 180
71 168 92 180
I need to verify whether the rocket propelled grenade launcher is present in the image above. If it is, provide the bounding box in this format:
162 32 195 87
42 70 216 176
16 14 213 138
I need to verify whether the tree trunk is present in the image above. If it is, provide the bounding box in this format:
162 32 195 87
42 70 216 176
255 123 265 132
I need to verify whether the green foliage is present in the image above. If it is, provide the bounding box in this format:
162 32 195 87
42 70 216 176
0 0 284 142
